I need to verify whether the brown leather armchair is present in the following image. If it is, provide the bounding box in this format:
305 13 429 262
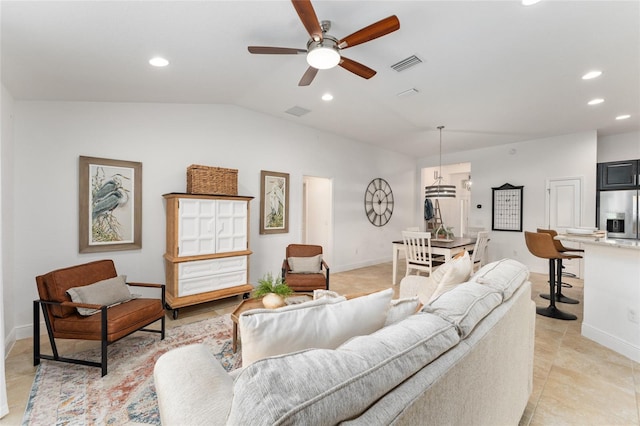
34 259 166 376
281 244 329 292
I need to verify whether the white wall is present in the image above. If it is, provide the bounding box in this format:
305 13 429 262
597 131 640 162
303 176 332 264
9 101 416 339
1 86 14 350
418 131 598 275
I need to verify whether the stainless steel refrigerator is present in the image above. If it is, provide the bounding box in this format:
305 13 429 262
598 189 639 239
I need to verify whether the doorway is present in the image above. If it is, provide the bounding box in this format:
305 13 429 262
545 176 583 277
421 163 471 236
302 176 333 265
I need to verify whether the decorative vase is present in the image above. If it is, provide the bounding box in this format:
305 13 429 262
262 293 286 309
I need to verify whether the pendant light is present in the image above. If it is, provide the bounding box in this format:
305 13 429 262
425 126 456 199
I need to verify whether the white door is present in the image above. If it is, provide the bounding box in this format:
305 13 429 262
216 200 248 253
546 177 582 277
178 199 217 256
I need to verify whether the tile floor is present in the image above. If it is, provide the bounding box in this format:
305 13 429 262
2 262 639 425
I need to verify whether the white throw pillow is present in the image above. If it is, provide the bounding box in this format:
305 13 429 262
239 288 393 365
428 251 472 303
384 297 421 326
288 254 322 273
66 275 131 316
399 275 438 305
313 289 341 300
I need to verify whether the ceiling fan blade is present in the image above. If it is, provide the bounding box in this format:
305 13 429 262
338 15 400 49
291 0 323 41
248 46 307 54
339 57 376 79
298 66 319 86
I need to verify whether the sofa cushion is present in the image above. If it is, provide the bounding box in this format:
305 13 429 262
154 344 234 426
470 258 530 301
384 296 421 326
288 254 322 273
423 282 502 338
228 312 460 425
66 275 132 316
429 251 472 302
239 288 393 365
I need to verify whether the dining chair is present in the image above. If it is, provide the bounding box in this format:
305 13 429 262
402 231 438 277
470 231 490 271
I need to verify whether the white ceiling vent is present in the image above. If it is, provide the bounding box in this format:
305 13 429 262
391 55 423 72
285 106 311 117
397 88 419 97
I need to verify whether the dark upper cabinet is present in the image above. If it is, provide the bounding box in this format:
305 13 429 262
598 160 639 190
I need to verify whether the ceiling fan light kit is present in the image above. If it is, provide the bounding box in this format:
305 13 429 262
306 37 340 69
248 0 400 86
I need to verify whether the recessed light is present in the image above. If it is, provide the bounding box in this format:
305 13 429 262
149 57 169 67
321 93 333 101
587 98 604 106
616 114 631 120
582 70 602 80
522 0 541 5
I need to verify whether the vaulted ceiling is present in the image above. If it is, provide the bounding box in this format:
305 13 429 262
2 1 638 157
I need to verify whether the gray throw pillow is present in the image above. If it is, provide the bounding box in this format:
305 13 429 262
66 275 132 316
288 254 322 273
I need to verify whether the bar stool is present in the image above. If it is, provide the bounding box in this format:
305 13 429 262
524 231 577 320
537 228 581 303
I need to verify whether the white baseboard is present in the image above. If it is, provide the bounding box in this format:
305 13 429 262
582 322 640 363
4 328 16 360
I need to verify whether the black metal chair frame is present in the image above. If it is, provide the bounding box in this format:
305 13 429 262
33 284 165 377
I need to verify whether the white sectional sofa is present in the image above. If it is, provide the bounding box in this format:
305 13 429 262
154 259 535 425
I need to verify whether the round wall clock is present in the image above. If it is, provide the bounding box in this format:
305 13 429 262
364 178 394 227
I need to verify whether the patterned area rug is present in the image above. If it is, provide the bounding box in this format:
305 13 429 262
22 315 241 425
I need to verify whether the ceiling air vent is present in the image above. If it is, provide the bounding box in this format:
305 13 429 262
391 55 422 72
285 106 311 117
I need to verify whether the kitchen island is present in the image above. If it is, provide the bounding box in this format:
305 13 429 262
557 234 640 362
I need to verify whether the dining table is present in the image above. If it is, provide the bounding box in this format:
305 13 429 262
391 237 477 285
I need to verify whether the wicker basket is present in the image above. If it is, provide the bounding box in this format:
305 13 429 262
186 165 238 195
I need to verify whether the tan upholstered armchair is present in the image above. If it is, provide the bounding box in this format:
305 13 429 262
34 259 166 376
281 244 329 292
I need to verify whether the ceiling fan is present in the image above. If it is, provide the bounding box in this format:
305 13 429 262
247 0 400 86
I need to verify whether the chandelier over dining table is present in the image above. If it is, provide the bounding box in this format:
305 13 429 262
424 126 456 199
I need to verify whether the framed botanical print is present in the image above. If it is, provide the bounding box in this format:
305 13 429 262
79 156 142 252
492 183 524 232
259 170 289 234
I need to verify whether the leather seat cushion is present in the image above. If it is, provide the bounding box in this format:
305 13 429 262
53 298 164 342
285 273 326 291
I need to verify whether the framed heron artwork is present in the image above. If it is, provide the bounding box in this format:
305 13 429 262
79 156 142 253
259 170 289 234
